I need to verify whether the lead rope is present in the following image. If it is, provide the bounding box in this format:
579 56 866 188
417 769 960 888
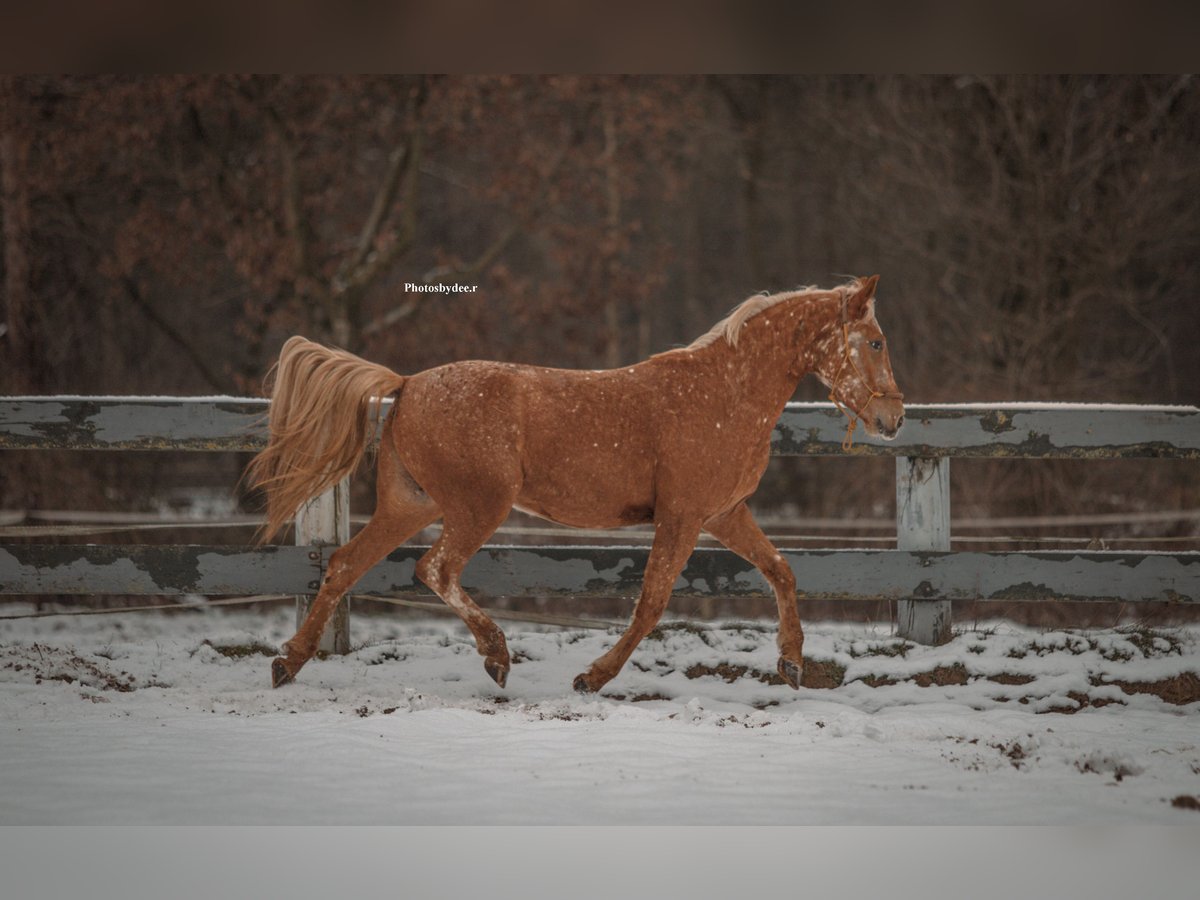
828 300 901 451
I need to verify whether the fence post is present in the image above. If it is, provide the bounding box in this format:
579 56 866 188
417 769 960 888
895 456 952 644
293 477 351 654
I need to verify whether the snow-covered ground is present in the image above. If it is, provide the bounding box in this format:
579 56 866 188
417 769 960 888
1 604 1197 824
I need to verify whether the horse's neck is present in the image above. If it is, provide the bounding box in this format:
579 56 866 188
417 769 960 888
711 294 836 404
669 300 820 415
790 294 843 382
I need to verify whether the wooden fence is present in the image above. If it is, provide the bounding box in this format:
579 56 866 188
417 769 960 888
2 397 1199 649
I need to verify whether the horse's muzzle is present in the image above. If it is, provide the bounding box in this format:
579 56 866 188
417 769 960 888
873 409 905 441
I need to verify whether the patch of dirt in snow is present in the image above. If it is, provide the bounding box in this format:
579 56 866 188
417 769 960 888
800 657 847 689
2 643 149 693
198 639 277 660
1108 672 1200 706
664 629 1197 709
911 663 970 687
1074 751 1144 782
3 610 1200 824
818 627 1200 710
684 661 785 685
2 611 1199 719
988 673 1037 685
992 737 1037 770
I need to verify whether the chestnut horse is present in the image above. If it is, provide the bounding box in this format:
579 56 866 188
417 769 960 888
250 275 904 692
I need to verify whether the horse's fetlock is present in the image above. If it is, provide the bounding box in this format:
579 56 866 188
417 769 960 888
283 637 316 660
481 634 509 661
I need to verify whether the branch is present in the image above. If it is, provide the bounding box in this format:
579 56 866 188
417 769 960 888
335 142 411 285
397 118 422 243
62 194 233 394
362 220 521 338
256 104 321 292
119 275 233 393
362 135 571 338
361 295 421 337
422 221 520 286
181 102 250 226
333 80 429 302
335 226 418 301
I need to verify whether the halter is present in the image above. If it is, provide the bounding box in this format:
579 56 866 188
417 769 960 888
828 294 904 451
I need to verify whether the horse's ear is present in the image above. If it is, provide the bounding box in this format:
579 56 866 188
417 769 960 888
847 275 880 320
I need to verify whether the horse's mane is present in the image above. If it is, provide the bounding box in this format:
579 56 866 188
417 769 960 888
661 278 865 357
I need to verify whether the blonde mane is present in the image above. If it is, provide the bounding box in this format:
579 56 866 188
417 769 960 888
666 278 864 356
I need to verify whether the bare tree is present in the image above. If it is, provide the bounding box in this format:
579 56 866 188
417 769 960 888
0 79 34 392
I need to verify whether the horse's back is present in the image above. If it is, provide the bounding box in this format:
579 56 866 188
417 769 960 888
393 359 660 528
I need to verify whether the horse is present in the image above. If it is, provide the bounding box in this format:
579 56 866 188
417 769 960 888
249 275 904 692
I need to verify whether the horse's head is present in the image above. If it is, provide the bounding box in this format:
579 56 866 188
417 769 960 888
820 275 905 443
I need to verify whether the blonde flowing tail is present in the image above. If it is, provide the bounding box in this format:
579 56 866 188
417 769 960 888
247 336 405 541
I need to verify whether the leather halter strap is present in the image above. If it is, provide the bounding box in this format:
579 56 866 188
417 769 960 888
828 294 903 450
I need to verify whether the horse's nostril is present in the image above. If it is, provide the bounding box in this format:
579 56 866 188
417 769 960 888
897 415 905 429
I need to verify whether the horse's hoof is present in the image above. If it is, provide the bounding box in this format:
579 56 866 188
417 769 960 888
573 673 597 694
777 657 803 690
271 658 295 689
484 659 509 689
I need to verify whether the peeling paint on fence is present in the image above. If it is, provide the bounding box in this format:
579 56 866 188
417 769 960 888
0 544 320 595
3 398 1199 631
3 398 1198 457
772 403 1200 458
0 398 269 451
337 546 1200 605
1 543 1195 608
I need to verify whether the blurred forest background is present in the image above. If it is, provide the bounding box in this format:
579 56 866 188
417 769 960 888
1 74 1197 559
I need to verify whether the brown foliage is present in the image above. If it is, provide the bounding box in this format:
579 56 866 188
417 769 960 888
2 75 1198 534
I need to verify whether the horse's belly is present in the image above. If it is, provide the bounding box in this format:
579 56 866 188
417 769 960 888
516 451 656 529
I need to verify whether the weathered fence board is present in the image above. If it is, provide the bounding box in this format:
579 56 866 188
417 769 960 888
896 456 952 643
2 543 1195 604
4 396 1199 647
0 397 268 451
3 398 1199 458
773 403 1200 458
348 545 1199 605
0 544 320 595
294 478 351 654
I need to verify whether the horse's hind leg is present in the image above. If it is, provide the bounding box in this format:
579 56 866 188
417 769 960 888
415 505 513 687
271 506 437 687
272 439 439 687
573 516 702 693
704 502 804 688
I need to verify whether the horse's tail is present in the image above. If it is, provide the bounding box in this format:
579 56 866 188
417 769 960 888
247 336 405 542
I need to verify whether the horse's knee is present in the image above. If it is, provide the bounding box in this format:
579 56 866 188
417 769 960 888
765 555 796 594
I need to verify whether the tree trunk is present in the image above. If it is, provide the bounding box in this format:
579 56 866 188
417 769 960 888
1 129 33 392
603 99 622 369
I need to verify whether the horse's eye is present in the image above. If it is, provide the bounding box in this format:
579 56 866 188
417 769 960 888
869 340 883 351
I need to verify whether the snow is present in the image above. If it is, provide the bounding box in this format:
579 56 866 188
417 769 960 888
1 605 1198 824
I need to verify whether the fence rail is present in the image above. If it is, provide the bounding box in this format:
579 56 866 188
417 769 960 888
3 397 1199 647
4 542 1195 605
4 397 1200 457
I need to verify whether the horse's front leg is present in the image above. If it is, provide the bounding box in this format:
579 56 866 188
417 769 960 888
704 502 804 688
573 516 702 693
